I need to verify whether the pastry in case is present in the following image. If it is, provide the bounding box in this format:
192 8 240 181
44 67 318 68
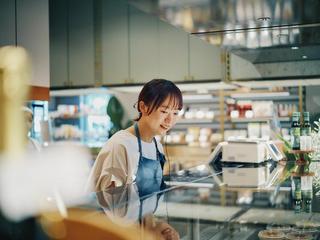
258 229 285 240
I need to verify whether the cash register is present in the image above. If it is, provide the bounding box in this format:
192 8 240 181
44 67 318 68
213 139 284 187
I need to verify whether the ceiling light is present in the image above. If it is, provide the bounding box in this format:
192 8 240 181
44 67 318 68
50 87 111 96
183 94 214 101
257 17 271 22
108 82 237 93
234 79 320 88
231 92 289 99
176 82 237 91
291 46 299 50
197 89 209 94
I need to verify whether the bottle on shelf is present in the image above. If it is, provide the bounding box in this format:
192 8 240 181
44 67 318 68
300 112 312 151
290 112 301 150
301 175 313 213
304 198 312 213
292 176 302 213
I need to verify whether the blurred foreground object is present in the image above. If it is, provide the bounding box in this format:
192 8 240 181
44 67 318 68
0 46 91 223
0 143 91 221
0 46 31 157
39 208 156 240
0 48 173 240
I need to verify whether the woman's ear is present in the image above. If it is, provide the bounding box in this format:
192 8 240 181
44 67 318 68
139 101 149 115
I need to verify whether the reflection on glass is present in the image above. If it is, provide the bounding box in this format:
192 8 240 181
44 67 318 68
96 181 180 239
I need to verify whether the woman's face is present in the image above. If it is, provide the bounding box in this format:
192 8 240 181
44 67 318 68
141 96 180 136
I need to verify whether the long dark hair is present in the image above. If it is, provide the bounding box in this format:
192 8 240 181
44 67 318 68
135 79 183 121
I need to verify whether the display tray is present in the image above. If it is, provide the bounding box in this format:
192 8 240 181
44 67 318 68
155 202 242 222
235 208 312 225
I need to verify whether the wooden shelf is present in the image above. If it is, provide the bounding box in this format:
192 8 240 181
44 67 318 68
288 150 314 154
230 117 290 123
52 116 80 120
295 159 308 166
51 113 107 120
177 119 216 124
291 172 315 177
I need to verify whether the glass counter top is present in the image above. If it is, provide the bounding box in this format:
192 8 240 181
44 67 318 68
90 163 320 240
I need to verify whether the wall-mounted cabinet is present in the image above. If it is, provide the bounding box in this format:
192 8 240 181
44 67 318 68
50 0 94 88
0 0 16 46
50 0 223 88
68 0 94 87
189 35 222 81
158 19 189 81
102 0 129 85
129 6 159 84
1 0 50 88
49 0 68 87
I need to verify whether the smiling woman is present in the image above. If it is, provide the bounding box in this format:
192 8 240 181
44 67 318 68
87 79 183 192
134 79 183 140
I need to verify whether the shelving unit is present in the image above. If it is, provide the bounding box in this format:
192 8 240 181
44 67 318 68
166 92 225 149
49 91 113 148
224 87 300 139
169 87 301 146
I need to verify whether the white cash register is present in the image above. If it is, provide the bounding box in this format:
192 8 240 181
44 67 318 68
208 139 284 187
222 139 283 163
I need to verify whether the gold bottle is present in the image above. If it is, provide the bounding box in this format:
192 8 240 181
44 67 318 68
0 46 30 157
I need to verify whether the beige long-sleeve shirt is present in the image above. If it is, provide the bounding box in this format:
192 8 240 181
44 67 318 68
87 130 164 192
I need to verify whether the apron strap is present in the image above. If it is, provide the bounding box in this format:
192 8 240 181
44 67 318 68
153 138 166 169
135 122 161 163
134 122 142 156
153 138 161 159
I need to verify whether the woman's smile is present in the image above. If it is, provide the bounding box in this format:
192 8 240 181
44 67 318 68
160 124 170 131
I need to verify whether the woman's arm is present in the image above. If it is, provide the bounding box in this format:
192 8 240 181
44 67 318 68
91 144 129 191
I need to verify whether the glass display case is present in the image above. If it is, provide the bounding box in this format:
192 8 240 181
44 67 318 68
82 162 320 240
26 100 49 143
49 90 113 148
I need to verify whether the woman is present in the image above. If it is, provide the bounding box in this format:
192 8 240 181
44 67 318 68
89 79 183 191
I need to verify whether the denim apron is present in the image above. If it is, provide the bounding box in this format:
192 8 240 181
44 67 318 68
134 123 166 198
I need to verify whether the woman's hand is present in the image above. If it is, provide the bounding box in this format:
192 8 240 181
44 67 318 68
156 221 180 240
143 215 180 240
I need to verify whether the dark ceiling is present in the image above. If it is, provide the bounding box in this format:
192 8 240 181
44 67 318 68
128 0 320 64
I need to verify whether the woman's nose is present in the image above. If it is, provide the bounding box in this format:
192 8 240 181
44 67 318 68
165 113 173 123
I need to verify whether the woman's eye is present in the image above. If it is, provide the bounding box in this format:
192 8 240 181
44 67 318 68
161 111 168 114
